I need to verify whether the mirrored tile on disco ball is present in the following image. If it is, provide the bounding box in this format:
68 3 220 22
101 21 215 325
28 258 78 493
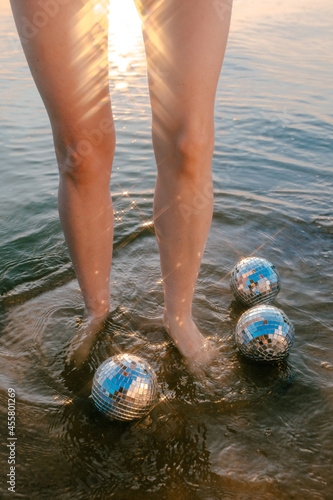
230 257 281 306
235 304 294 362
91 354 158 421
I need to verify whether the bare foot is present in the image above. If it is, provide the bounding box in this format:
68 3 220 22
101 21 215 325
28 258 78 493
66 311 109 368
162 312 216 365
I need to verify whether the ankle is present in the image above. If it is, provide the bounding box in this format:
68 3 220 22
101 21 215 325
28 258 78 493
84 289 111 323
163 309 193 329
162 310 206 357
86 306 110 324
162 310 180 338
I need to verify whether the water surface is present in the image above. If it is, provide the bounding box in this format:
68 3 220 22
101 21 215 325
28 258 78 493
0 1 332 498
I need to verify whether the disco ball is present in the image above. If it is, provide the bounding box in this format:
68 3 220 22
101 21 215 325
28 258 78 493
91 354 158 421
230 256 281 306
235 304 294 362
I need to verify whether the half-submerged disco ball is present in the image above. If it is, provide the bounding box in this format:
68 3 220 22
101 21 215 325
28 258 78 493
230 256 281 306
92 354 158 421
235 304 295 362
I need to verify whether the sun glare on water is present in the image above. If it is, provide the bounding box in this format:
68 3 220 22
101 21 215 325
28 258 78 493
108 0 142 75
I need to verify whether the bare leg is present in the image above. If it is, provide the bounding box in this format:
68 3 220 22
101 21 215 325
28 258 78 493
10 0 114 360
142 0 232 361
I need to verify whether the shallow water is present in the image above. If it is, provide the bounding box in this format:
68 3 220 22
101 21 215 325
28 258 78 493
1 0 333 498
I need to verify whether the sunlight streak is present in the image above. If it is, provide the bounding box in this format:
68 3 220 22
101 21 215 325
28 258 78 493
108 0 142 74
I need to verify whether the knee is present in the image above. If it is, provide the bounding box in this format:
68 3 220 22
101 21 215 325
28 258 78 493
177 121 214 161
55 124 116 186
155 118 215 180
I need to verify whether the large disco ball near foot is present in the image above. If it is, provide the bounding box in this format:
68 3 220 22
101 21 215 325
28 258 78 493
230 256 281 306
92 354 158 421
235 304 295 362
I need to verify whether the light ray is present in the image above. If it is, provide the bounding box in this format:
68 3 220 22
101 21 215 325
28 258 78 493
108 0 142 74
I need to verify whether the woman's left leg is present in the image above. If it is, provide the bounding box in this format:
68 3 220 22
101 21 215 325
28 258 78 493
142 0 232 361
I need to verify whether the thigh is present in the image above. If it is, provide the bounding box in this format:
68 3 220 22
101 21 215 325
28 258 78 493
10 0 112 144
142 0 232 134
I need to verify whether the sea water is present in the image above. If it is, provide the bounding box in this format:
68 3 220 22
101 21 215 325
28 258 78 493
0 0 332 498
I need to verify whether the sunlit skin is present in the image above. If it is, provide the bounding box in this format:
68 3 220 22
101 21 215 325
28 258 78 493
10 0 232 367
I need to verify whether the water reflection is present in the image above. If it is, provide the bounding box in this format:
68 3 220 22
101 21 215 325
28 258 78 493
108 0 142 74
52 394 216 496
1 0 333 498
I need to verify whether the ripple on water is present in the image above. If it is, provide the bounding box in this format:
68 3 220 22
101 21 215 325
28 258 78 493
1 1 333 498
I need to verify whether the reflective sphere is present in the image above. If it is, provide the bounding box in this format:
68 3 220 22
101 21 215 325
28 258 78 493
230 256 280 306
235 304 295 362
92 354 158 421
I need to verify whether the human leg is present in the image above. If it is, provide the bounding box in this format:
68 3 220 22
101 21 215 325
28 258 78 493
10 0 114 322
142 0 232 360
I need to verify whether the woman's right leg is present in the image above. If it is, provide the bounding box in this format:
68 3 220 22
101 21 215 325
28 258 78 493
10 0 114 324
